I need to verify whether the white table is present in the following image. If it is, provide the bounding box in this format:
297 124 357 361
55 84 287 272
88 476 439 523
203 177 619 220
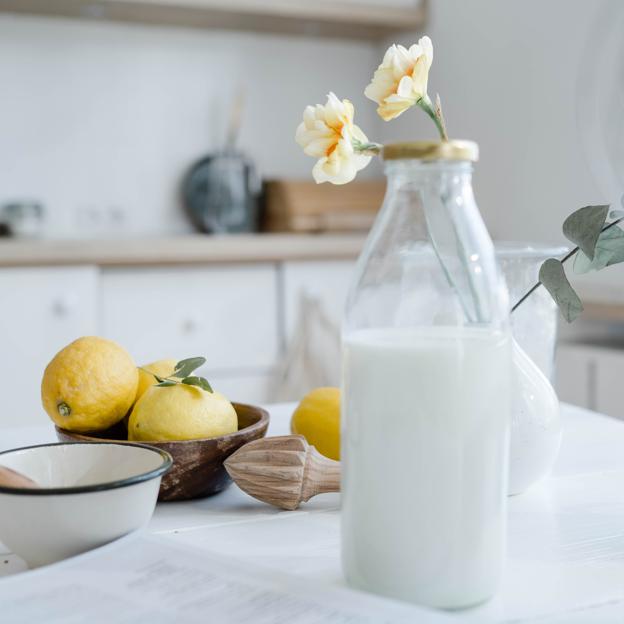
3 403 624 622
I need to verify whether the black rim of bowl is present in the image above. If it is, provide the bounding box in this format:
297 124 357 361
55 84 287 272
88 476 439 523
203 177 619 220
0 442 173 496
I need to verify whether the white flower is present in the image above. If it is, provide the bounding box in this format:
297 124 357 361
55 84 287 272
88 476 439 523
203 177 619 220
364 37 434 121
295 92 372 185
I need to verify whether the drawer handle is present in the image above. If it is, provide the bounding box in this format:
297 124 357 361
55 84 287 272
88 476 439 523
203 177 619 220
51 297 74 318
181 317 200 334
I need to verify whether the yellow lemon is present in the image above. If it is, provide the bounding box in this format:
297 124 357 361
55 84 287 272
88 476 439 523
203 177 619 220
136 359 177 402
128 383 238 442
41 336 138 432
291 387 340 460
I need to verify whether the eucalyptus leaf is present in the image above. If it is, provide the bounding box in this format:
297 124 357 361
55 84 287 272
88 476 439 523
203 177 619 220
174 357 207 378
562 204 609 260
573 226 624 274
181 376 213 393
155 380 176 387
610 209 624 220
539 258 583 323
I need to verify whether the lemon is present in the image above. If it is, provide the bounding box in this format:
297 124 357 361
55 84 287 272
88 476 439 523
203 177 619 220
128 383 238 442
42 336 138 432
136 359 177 401
291 387 340 460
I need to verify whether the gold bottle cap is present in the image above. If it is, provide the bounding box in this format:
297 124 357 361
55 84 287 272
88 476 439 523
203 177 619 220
382 140 479 162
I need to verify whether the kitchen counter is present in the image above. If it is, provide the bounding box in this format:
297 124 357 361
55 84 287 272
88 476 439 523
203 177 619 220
4 403 624 621
0 234 367 267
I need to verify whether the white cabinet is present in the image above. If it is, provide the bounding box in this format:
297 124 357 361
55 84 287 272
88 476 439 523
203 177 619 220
282 260 356 340
0 266 98 428
207 373 273 405
555 343 594 410
556 342 624 421
100 264 279 375
594 348 624 420
270 260 355 400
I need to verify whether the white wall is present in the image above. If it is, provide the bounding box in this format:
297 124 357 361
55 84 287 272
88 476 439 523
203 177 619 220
0 14 381 237
3 2 623 251
378 0 623 248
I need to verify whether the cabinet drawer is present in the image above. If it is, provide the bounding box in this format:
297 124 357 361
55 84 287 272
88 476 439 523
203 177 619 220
0 266 98 428
100 265 278 370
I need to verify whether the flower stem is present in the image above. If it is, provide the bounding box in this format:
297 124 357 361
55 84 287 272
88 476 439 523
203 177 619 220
352 139 382 156
510 217 624 313
419 95 449 142
434 94 449 142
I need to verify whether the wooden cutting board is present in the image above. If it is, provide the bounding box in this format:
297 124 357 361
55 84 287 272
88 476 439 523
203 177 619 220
262 179 385 233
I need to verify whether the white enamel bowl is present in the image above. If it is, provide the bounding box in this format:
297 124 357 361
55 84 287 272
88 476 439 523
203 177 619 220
0 442 172 568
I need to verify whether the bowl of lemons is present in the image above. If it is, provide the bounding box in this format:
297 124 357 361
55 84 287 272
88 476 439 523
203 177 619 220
44 337 269 501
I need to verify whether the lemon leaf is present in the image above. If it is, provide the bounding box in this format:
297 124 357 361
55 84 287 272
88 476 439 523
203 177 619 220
174 357 206 378
181 376 213 393
155 380 176 387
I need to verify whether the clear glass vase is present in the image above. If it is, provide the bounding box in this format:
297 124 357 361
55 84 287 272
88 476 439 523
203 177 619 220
341 141 512 609
497 243 568 495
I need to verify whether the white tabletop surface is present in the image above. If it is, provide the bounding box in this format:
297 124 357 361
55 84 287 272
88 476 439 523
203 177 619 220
2 403 624 622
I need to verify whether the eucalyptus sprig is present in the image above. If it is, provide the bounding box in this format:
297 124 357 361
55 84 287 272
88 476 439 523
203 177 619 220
511 202 624 322
141 357 213 393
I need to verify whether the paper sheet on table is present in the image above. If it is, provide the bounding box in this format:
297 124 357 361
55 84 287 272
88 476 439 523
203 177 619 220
0 532 464 623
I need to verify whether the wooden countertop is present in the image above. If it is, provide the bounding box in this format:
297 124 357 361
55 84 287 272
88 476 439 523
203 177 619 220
0 234 367 267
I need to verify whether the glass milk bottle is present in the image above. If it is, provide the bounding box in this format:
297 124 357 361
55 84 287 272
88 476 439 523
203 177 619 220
341 141 512 609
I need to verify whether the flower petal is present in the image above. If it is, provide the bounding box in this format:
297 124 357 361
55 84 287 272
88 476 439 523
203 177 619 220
351 123 369 144
378 93 416 121
396 75 415 98
366 38 434 121
297 93 372 184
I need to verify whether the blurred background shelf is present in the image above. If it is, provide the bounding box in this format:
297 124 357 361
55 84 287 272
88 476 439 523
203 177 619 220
0 234 367 267
0 0 425 40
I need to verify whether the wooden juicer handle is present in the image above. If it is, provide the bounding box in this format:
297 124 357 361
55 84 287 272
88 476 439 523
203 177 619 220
224 435 340 510
0 466 38 489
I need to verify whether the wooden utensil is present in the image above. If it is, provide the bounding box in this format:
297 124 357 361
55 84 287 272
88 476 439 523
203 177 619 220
0 466 38 489
224 434 340 510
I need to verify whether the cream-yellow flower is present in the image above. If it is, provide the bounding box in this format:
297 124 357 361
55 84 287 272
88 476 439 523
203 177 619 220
364 37 434 122
295 92 372 185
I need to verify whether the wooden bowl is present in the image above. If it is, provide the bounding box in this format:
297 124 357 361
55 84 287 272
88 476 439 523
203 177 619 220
55 403 269 502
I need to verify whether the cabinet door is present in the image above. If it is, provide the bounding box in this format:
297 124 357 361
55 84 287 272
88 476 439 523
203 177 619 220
282 260 356 340
595 348 624 420
0 266 98 428
208 373 273 405
555 343 594 410
100 265 279 373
